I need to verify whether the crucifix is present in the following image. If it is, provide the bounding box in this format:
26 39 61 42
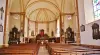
0 7 4 20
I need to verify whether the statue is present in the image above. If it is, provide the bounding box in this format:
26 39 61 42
31 30 34 36
20 30 24 37
51 31 54 37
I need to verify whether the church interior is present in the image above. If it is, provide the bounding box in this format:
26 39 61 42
0 0 100 55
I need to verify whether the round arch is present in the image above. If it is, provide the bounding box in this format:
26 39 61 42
29 8 56 18
25 1 61 13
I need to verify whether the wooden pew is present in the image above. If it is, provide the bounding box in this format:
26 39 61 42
46 43 100 55
0 43 40 55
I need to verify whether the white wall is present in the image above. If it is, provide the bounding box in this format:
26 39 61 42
64 0 74 13
64 15 73 32
0 0 6 45
84 0 94 24
9 16 20 31
29 21 35 38
38 23 47 34
49 21 56 37
78 0 100 45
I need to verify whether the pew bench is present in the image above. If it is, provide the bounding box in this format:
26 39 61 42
46 43 100 55
0 43 40 55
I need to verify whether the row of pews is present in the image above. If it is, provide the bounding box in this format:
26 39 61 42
0 43 40 55
46 43 100 55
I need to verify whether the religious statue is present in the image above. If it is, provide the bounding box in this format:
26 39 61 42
31 30 34 36
20 29 24 37
0 24 3 32
51 31 54 37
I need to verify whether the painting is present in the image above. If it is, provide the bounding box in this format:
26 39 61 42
80 25 85 32
0 24 3 32
92 23 100 40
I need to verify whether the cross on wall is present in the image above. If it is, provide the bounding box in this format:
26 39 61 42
0 7 4 20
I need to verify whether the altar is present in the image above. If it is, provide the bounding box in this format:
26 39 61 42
36 29 49 44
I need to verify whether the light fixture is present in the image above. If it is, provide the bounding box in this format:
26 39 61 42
67 15 71 20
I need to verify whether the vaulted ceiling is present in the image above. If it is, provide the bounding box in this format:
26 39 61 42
8 0 75 22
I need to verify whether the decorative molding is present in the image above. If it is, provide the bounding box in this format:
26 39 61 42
10 12 25 15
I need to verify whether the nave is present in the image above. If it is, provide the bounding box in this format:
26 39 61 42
0 42 100 55
1 0 100 55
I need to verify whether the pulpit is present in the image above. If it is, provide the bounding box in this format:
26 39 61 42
36 29 49 44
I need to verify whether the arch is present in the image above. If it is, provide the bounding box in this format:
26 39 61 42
27 8 57 22
25 1 61 13
36 8 42 21
29 8 56 18
28 8 41 17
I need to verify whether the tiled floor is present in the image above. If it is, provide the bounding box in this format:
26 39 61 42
38 46 49 55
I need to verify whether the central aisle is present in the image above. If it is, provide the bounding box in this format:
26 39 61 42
38 46 49 55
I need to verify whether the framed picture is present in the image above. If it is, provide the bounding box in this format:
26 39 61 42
92 23 100 40
0 24 3 32
80 25 85 32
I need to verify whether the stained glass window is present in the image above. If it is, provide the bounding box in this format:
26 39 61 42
93 0 100 20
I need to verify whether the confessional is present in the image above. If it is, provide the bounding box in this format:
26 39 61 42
8 26 20 45
65 27 75 43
